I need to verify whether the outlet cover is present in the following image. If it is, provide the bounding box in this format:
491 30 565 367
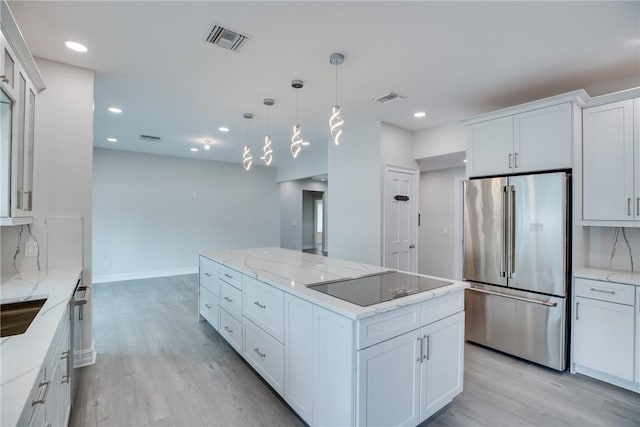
25 240 38 257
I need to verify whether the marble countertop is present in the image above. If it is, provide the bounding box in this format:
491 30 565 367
574 267 640 286
201 247 468 320
1 268 81 427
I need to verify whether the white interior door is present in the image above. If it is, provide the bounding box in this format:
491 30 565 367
385 166 418 272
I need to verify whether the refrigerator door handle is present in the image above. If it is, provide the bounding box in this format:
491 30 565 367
500 186 508 277
468 287 558 307
509 185 516 279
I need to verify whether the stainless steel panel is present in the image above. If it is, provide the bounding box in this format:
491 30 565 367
463 177 508 287
465 283 567 371
508 173 568 296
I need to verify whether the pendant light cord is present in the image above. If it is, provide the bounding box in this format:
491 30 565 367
335 64 338 104
295 89 299 124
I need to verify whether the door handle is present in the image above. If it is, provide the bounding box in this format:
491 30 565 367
500 185 507 278
509 186 516 278
628 198 631 216
576 301 580 320
423 334 430 361
514 152 519 168
409 244 415 249
636 197 639 217
416 336 422 362
508 153 513 168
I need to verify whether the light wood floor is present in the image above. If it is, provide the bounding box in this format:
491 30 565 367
71 274 640 427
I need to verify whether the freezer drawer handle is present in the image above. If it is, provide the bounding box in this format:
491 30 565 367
589 287 615 295
467 287 558 307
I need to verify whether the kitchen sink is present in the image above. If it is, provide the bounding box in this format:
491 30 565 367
1 298 47 338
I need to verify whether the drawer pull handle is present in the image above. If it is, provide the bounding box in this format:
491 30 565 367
224 326 233 334
62 374 70 384
224 296 233 303
224 273 233 279
204 304 212 309
254 301 266 309
576 302 580 320
590 288 615 295
32 381 50 406
60 351 70 360
204 272 212 277
254 348 266 358
0 75 8 84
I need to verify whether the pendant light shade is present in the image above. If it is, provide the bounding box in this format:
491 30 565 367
291 79 309 158
262 98 274 166
242 113 253 171
329 53 345 145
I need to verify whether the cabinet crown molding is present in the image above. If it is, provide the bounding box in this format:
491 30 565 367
463 89 589 125
586 87 640 108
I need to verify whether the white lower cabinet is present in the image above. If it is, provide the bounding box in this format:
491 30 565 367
357 311 465 426
219 308 242 353
284 294 313 424
200 287 219 330
21 304 71 427
572 277 639 392
243 319 284 395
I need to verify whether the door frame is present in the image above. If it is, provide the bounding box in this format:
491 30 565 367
383 165 419 271
453 173 466 280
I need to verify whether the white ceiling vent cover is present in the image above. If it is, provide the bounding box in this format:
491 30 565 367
372 91 406 104
205 23 250 52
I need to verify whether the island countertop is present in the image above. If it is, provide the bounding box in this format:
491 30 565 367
1 268 81 427
200 247 468 320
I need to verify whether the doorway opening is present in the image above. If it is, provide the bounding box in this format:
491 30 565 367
302 190 327 256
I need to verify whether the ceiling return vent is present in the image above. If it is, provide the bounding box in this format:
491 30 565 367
139 134 162 142
372 91 406 104
204 23 250 52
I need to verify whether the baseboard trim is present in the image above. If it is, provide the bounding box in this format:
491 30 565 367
92 267 198 284
74 341 96 368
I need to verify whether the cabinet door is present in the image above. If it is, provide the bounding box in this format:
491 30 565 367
23 82 35 213
11 67 27 216
634 98 640 220
200 287 219 330
574 296 634 381
634 286 640 384
514 103 572 173
420 312 464 421
466 116 514 177
284 294 313 424
357 329 421 427
0 32 17 97
583 99 634 221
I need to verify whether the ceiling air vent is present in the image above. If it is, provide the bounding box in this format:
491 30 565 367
372 91 406 104
204 23 249 52
139 134 162 142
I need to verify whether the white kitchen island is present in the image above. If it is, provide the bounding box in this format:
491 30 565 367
199 247 468 427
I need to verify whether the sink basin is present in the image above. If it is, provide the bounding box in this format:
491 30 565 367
1 298 47 338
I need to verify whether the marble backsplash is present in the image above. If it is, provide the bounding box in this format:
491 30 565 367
588 226 640 272
0 216 83 279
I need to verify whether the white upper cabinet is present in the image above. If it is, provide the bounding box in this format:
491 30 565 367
465 91 586 178
514 103 572 173
582 98 637 222
466 116 514 176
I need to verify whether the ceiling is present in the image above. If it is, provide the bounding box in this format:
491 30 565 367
7 1 640 170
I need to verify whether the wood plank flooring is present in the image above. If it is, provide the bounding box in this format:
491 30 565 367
71 274 639 427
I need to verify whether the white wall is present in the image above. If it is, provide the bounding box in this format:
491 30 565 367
419 167 466 278
328 120 382 265
381 123 418 170
276 144 328 182
280 179 327 251
93 148 280 281
414 121 466 159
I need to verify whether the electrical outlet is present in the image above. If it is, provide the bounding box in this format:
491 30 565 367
104 260 111 269
25 240 38 257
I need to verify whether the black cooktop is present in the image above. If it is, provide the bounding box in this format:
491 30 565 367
307 271 453 307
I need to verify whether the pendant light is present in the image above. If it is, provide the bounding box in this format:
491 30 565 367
290 79 309 158
262 98 274 166
242 113 253 171
329 53 345 145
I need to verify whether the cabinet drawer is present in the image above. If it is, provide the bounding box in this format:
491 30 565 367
356 304 421 350
243 276 284 343
421 291 464 325
199 257 220 296
219 308 242 353
575 278 635 306
200 287 219 330
220 265 242 290
243 318 284 396
220 281 242 320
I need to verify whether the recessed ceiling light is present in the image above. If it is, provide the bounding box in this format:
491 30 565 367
190 148 199 152
108 107 122 114
204 144 211 150
463 159 467 163
106 137 117 142
414 111 427 118
65 41 88 53
218 127 230 133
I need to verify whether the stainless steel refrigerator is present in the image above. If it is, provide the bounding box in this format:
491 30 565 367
463 171 569 371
